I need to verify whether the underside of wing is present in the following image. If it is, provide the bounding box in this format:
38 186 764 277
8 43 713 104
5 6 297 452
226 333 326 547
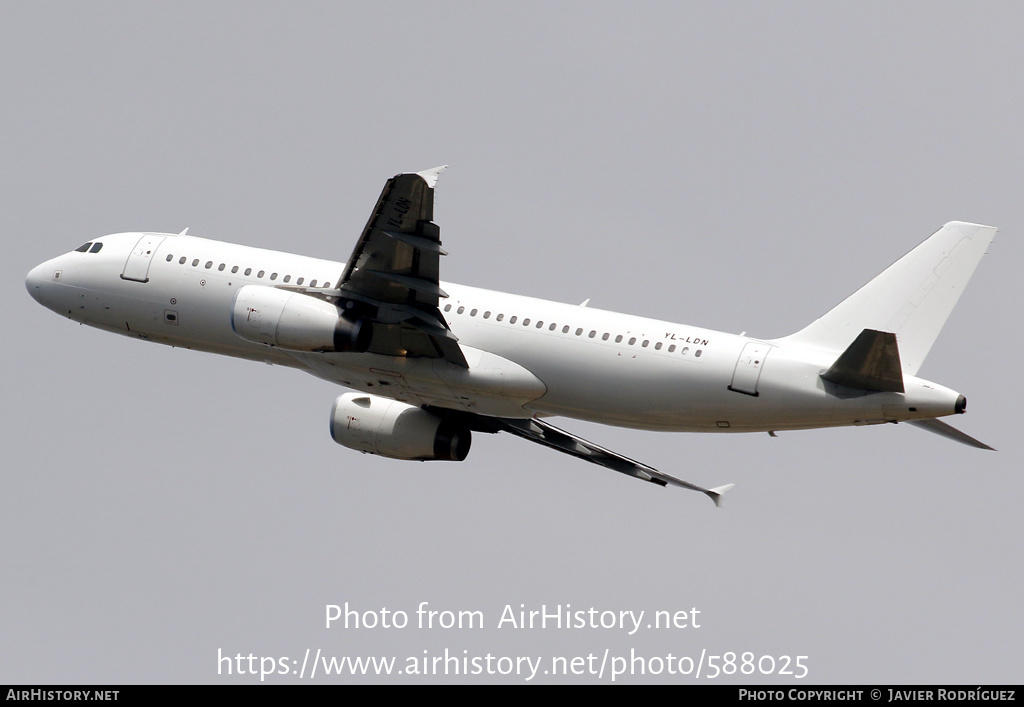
323 166 468 367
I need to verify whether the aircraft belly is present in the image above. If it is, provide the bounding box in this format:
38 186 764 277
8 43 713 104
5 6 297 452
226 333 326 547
476 334 741 430
298 346 547 419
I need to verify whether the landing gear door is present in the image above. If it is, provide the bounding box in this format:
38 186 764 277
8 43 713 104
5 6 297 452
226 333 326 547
729 342 772 396
121 234 166 283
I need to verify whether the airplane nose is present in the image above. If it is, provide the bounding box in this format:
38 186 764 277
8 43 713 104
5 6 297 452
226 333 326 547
26 263 45 303
25 261 57 306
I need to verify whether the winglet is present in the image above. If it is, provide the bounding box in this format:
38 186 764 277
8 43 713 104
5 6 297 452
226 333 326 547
416 165 448 189
706 483 736 508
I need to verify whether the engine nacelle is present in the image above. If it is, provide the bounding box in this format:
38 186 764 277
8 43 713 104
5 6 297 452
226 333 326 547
231 285 371 352
330 392 471 461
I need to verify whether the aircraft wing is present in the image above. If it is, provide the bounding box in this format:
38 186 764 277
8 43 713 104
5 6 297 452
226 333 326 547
496 417 735 506
334 166 468 367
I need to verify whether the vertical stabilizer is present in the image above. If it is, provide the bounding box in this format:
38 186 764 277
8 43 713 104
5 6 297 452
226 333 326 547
778 222 997 374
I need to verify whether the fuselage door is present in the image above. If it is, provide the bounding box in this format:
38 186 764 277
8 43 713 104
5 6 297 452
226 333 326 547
729 341 772 396
121 234 166 283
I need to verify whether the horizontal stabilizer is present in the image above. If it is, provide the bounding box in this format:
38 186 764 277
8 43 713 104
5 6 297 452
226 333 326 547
907 418 995 450
821 329 904 392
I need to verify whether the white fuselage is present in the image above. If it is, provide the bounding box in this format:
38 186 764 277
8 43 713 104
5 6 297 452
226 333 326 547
26 232 964 433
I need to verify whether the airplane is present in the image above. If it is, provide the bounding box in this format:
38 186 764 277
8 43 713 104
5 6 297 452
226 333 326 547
25 166 999 505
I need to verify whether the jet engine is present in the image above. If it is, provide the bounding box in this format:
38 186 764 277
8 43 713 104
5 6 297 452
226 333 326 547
231 285 371 352
330 392 471 461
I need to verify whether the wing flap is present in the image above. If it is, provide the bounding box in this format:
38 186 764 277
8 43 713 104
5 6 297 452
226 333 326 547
382 230 448 255
360 269 449 299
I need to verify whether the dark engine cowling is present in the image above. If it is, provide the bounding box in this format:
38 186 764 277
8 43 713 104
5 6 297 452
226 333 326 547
330 393 471 461
231 285 371 352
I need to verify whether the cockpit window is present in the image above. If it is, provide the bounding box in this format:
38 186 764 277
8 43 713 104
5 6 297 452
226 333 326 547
75 242 92 252
89 242 103 253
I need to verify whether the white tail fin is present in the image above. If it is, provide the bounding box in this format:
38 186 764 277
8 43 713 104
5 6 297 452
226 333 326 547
779 222 997 374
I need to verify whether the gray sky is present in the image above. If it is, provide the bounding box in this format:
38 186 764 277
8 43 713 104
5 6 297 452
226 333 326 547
3 2 1021 684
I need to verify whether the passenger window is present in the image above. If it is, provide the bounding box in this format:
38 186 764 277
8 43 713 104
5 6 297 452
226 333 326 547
668 344 676 352
218 263 226 271
602 333 609 341
205 261 213 269
232 266 239 274
192 259 200 267
695 349 703 358
257 270 265 278
166 254 173 262
655 342 662 350
509 316 517 324
615 335 623 343
470 309 478 317
562 325 570 334
523 318 530 326
588 331 596 338
444 304 452 312
483 311 491 319
549 323 556 331
244 268 252 276
457 306 465 314
323 282 331 288
296 277 304 285
629 337 637 345
283 275 291 283
642 340 649 347
179 257 186 265
575 328 583 336
310 279 317 287
270 273 278 281
681 347 689 355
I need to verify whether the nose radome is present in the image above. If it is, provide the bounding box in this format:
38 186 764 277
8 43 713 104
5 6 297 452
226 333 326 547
25 262 48 304
26 260 61 306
